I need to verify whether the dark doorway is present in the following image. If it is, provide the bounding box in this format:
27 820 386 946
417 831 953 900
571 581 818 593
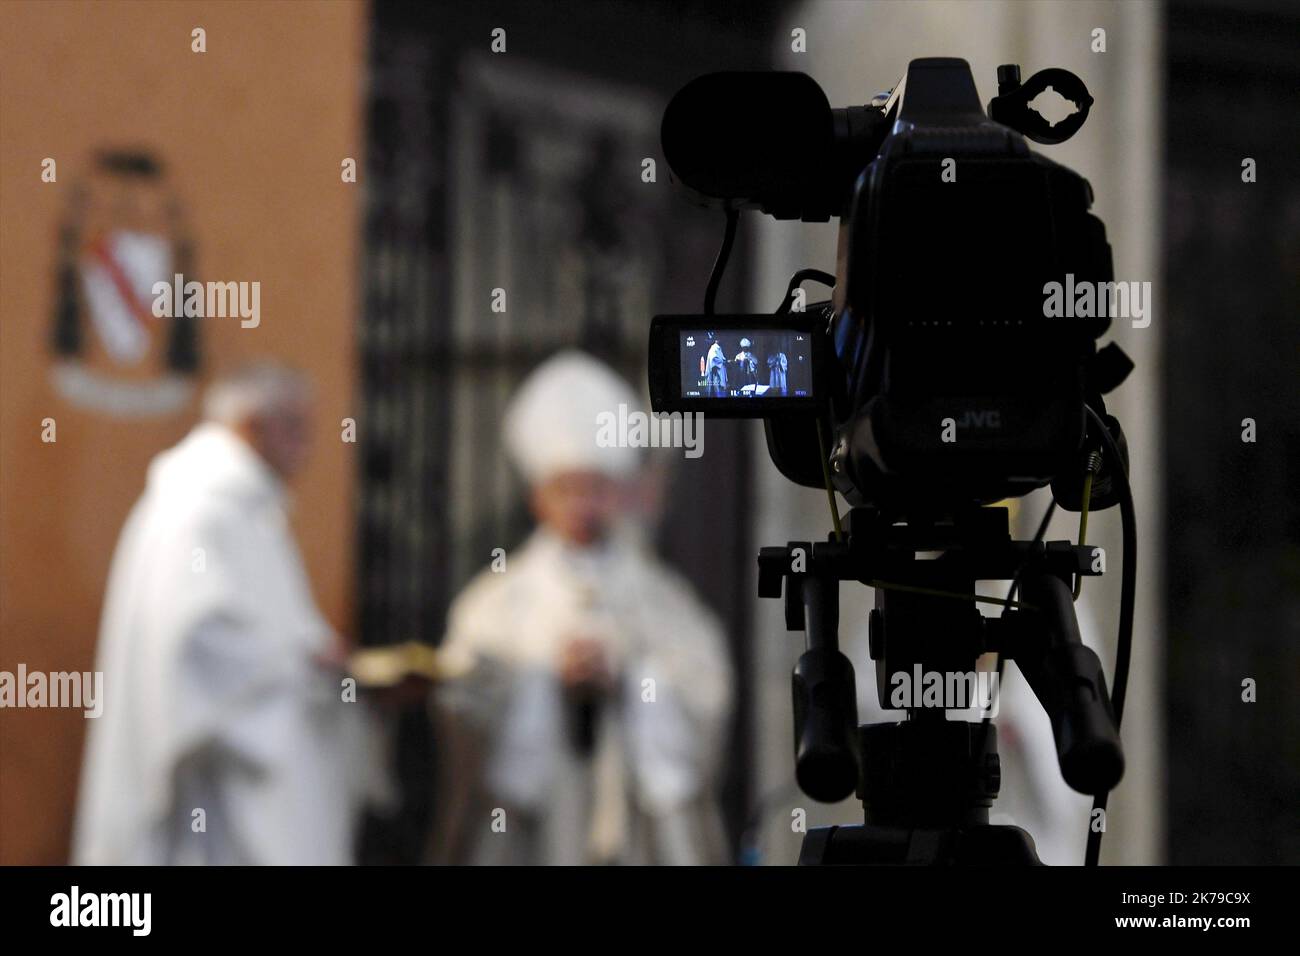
1164 0 1300 864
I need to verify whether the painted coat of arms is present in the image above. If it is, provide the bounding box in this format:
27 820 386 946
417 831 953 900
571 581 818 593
50 150 199 418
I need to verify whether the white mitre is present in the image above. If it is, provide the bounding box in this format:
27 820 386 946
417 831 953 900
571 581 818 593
503 350 644 485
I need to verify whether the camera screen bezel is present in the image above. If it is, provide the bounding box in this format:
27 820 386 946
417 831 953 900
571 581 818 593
649 313 825 417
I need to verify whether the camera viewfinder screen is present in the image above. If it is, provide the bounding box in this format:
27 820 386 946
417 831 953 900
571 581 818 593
681 330 813 400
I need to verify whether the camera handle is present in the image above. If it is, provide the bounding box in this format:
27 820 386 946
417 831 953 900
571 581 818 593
790 574 862 803
1004 572 1125 794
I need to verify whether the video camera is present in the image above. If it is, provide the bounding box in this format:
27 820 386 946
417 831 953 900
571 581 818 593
650 59 1137 865
649 58 1132 513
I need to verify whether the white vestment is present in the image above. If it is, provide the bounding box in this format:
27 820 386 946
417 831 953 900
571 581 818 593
438 528 733 865
73 423 374 865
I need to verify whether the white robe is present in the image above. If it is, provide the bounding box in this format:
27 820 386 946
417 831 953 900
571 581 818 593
73 423 374 865
437 528 733 865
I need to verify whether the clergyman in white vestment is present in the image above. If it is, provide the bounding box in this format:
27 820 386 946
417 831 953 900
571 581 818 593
432 351 734 865
74 363 377 865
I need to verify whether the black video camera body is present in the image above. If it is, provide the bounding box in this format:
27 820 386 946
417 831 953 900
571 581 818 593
650 59 1125 515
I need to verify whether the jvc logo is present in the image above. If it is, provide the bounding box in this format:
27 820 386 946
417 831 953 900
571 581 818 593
955 409 1002 429
941 410 1003 443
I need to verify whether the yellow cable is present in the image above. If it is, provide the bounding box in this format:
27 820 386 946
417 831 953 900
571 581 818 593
1073 471 1094 601
816 421 844 541
867 578 1035 611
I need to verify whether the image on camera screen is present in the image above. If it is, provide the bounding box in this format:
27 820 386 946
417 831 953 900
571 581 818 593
680 330 813 400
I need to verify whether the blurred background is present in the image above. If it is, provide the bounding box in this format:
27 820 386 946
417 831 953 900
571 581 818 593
1 0 1296 865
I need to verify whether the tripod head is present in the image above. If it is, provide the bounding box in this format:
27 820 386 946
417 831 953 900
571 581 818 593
758 506 1124 863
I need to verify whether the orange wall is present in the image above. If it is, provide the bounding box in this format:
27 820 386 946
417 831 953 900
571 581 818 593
0 0 368 863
